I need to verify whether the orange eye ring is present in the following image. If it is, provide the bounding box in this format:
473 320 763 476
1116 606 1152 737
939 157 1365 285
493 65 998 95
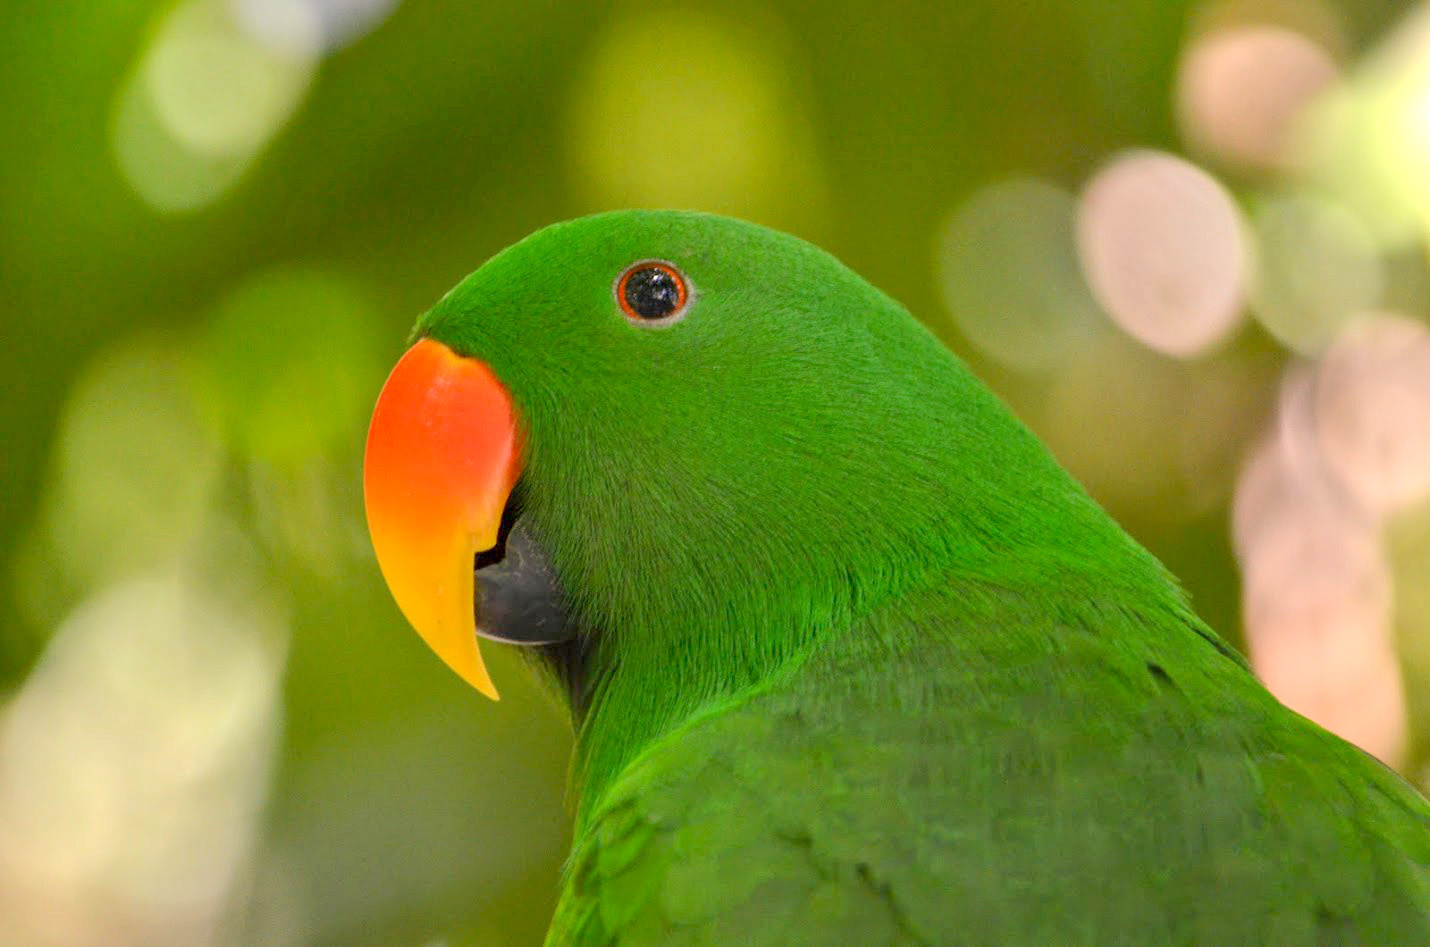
614 259 691 324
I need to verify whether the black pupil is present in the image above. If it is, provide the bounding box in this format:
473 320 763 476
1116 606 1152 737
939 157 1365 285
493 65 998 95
623 266 681 319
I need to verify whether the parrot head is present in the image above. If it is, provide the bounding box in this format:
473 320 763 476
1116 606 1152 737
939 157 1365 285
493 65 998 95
364 210 1155 791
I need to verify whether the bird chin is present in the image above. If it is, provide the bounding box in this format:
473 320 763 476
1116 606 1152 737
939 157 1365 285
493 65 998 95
473 500 576 646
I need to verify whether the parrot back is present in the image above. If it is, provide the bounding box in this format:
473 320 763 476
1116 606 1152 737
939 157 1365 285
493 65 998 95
549 581 1430 945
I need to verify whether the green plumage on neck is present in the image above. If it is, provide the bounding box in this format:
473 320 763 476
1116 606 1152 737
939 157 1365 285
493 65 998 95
415 210 1428 943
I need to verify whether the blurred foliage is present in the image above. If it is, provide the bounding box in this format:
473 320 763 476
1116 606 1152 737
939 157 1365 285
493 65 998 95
1 0 1428 943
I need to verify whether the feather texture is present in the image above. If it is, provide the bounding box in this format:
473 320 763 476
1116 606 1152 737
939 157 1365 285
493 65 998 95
551 582 1429 943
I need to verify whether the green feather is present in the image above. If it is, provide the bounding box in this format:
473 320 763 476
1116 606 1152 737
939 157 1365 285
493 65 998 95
414 210 1429 943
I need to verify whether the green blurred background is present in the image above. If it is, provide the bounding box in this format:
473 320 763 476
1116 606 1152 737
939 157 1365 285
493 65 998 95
3 0 1430 942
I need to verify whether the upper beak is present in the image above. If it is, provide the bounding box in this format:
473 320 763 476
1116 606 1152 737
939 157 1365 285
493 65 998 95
363 338 522 699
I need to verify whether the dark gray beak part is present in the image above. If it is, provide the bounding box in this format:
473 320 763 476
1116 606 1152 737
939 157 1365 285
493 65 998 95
475 519 577 645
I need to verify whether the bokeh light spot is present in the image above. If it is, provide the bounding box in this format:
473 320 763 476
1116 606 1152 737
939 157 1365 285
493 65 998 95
1248 193 1384 354
1233 433 1404 766
1040 335 1263 518
11 337 222 628
1303 7 1430 248
146 0 314 157
112 72 255 214
566 7 827 231
233 0 398 59
1077 151 1248 358
1312 313 1430 514
935 178 1108 373
0 552 286 945
201 267 384 469
112 0 315 212
1176 25 1338 172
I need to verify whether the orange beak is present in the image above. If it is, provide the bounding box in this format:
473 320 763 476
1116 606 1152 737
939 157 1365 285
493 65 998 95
363 338 522 699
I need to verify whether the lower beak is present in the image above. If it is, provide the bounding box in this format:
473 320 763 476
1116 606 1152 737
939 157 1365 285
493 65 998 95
363 338 522 699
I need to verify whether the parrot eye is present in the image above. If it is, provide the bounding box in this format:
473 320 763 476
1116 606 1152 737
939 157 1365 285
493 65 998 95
615 260 690 325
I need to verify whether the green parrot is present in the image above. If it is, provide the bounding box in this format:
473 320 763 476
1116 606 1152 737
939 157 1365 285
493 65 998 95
363 210 1429 943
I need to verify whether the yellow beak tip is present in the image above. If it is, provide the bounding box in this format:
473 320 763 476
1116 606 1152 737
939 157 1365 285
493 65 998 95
467 668 501 701
418 617 501 701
